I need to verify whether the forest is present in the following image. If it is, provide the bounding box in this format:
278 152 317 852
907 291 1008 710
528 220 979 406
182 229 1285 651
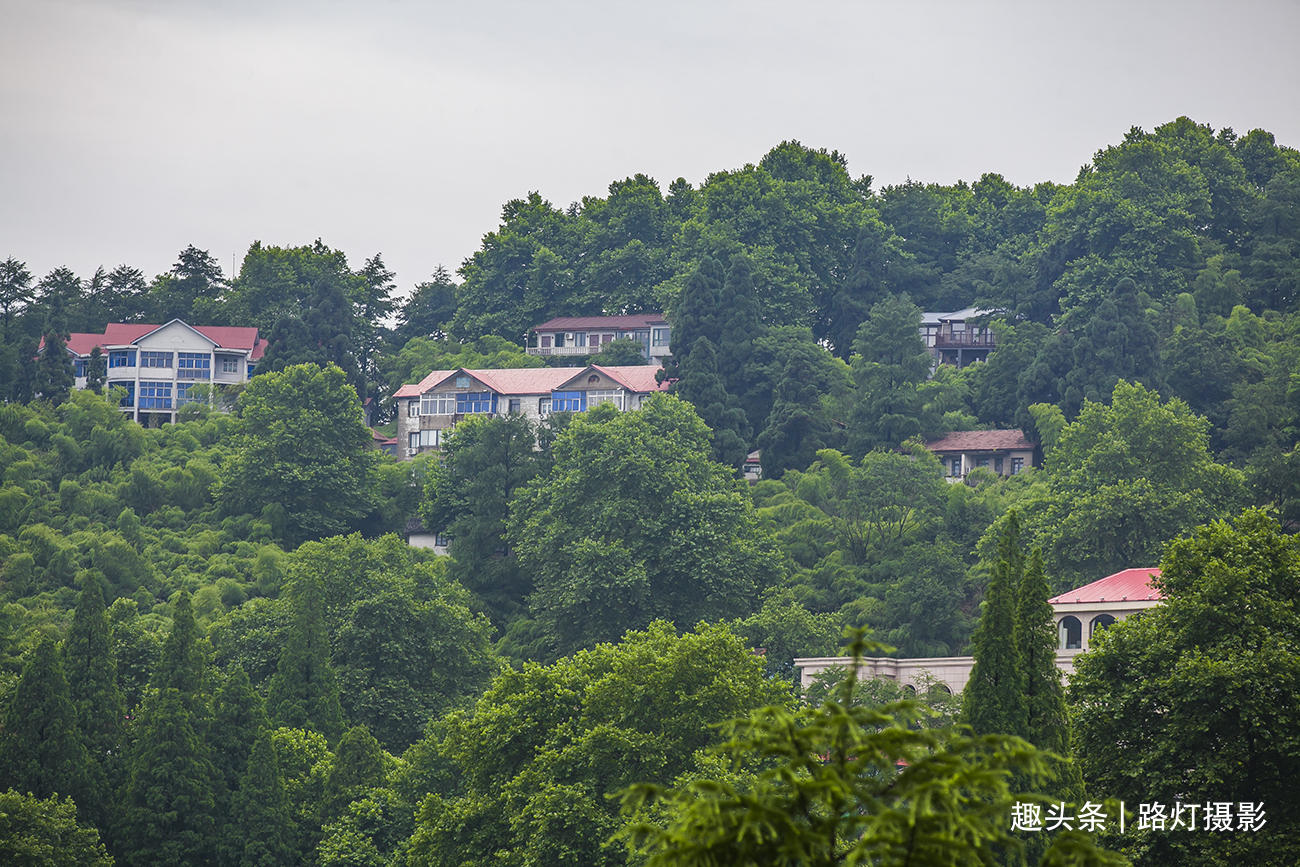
1 116 1299 866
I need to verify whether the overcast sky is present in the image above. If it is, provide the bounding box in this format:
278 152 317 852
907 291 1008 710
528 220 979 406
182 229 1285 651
2 0 1298 300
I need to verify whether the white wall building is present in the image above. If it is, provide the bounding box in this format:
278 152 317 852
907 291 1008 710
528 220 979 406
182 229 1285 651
63 320 263 424
526 314 671 363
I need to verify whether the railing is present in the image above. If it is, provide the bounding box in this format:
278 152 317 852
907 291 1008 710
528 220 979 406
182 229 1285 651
178 369 211 379
934 331 996 348
526 345 603 356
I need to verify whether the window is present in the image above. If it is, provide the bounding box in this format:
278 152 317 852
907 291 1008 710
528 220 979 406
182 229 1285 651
587 389 622 409
554 333 566 348
1090 614 1116 639
508 399 521 414
421 393 455 415
74 359 88 377
109 350 136 368
457 392 496 414
220 356 239 374
408 400 419 417
434 533 451 548
138 381 172 409
140 351 173 368
455 375 471 388
541 335 552 348
110 380 134 407
408 430 441 449
177 382 203 405
1058 616 1083 650
975 457 990 469
177 352 211 379
950 458 962 476
539 398 552 417
1011 457 1024 475
652 327 670 346
575 332 587 347
246 362 257 376
994 457 1004 474
550 390 586 412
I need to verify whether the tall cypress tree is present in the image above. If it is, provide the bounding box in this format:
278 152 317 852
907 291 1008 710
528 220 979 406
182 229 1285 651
0 637 96 815
228 729 296 867
267 577 346 743
961 512 1027 737
34 294 75 404
63 573 123 822
661 256 726 381
321 724 385 823
86 345 106 394
672 337 751 468
155 592 208 725
211 667 269 798
1015 548 1084 800
117 688 219 867
847 294 934 457
717 254 768 434
757 348 837 479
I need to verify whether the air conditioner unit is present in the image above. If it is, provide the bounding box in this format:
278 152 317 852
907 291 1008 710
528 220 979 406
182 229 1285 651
406 448 419 457
565 332 574 339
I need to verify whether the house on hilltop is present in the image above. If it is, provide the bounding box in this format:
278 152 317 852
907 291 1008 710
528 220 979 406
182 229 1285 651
393 363 670 459
921 308 997 367
526 314 671 363
924 429 1036 480
56 319 263 425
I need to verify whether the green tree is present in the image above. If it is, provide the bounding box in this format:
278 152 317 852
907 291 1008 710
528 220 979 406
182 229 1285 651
509 395 782 656
34 302 75 405
420 413 541 627
0 638 96 815
85 346 105 394
671 337 751 468
211 667 269 801
321 724 385 823
0 789 113 867
395 266 458 343
154 592 207 721
757 346 839 479
1071 509 1300 866
117 688 220 867
267 576 346 744
848 294 935 456
218 363 379 546
961 513 1026 737
620 633 1125 867
63 574 124 813
0 256 34 335
228 729 297 867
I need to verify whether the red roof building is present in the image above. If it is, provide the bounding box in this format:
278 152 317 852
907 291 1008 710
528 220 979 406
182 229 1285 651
1051 567 1163 675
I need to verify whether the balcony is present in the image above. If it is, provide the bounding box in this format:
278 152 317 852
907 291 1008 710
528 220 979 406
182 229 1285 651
178 368 211 379
526 344 603 357
934 330 995 349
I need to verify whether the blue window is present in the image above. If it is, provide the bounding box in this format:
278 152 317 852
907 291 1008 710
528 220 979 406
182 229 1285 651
457 392 496 414
246 362 257 376
110 380 135 407
176 382 204 405
138 381 172 409
109 350 136 368
551 390 586 413
178 352 211 379
74 359 88 377
140 351 172 368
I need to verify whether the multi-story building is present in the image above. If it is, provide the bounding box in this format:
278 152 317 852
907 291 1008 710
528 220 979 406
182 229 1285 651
62 319 263 424
921 308 997 367
526 314 671 363
394 363 669 459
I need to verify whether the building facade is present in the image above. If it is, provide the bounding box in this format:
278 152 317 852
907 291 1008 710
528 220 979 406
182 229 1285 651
921 308 997 367
393 364 670 459
795 568 1163 693
925 430 1037 480
63 320 263 425
526 314 671 363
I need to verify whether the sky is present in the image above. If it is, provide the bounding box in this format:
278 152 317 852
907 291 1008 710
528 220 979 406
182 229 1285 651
2 0 1298 301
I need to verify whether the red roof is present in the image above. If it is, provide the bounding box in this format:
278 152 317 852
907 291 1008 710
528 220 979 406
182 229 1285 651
394 365 672 398
1049 568 1164 605
63 321 263 359
925 430 1035 452
532 314 667 331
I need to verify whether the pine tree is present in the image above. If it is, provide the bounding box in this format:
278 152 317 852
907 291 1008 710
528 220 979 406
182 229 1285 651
321 725 385 822
211 667 269 798
661 256 725 382
717 254 769 433
63 573 124 818
34 295 74 405
228 730 296 867
154 592 208 724
961 512 1026 737
117 688 219 867
757 349 836 479
847 294 934 457
86 345 106 394
0 637 96 815
267 577 346 743
1015 548 1084 801
672 337 751 468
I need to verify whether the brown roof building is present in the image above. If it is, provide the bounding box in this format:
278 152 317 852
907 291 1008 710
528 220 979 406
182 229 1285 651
925 430 1036 480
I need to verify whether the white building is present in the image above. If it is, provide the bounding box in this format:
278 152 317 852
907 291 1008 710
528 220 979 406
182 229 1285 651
526 314 671 363
794 568 1164 694
63 320 263 424
393 363 670 459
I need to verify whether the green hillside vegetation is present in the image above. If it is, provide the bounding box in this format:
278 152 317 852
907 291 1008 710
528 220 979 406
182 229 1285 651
1 117 1299 865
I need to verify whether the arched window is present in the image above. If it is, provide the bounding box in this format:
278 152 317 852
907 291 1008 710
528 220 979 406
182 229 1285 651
1090 614 1116 639
1059 616 1083 650
927 683 952 696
